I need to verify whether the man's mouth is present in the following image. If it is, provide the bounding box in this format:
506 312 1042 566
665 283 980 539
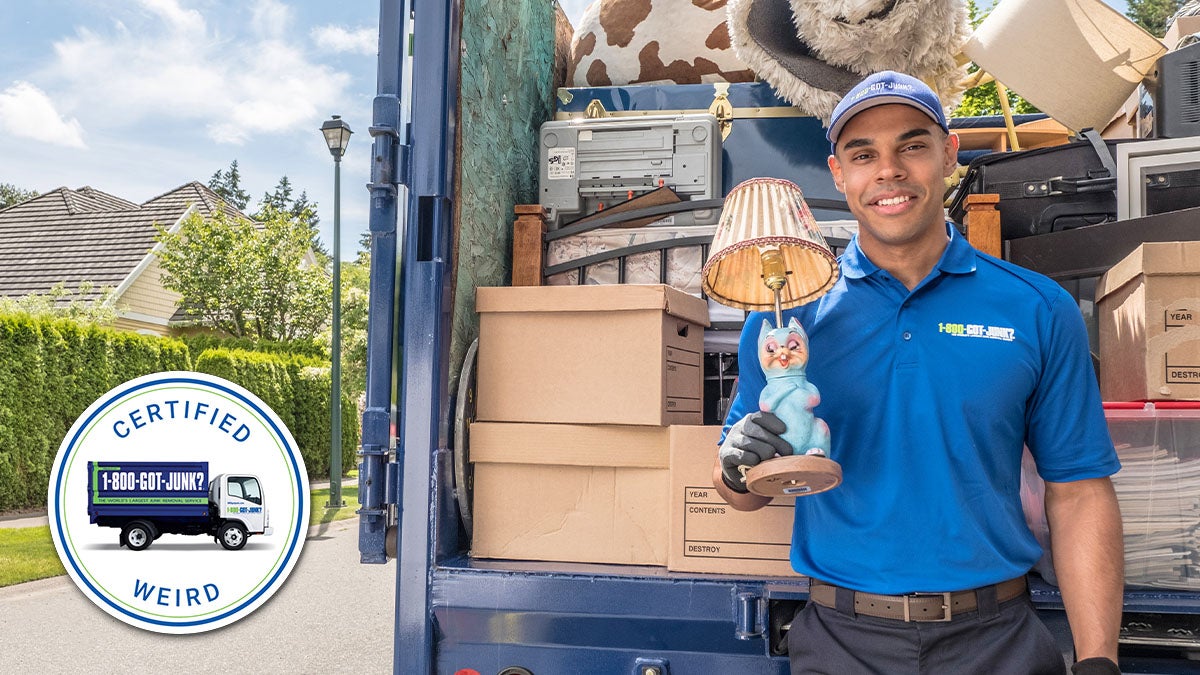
873 195 912 207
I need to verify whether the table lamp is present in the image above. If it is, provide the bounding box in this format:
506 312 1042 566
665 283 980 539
702 177 841 497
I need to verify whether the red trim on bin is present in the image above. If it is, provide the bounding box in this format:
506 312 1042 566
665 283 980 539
1103 401 1200 410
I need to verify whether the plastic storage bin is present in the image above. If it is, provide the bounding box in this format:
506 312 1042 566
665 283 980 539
1022 402 1200 589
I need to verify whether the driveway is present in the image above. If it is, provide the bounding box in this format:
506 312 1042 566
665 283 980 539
0 517 395 673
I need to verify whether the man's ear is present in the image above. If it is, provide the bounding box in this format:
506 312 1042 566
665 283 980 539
942 132 961 177
828 154 845 194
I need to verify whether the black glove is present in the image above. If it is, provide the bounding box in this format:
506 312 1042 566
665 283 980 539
719 411 791 493
1071 657 1120 675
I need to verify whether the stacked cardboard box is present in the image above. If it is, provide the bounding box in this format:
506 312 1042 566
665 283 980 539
470 284 798 575
471 284 706 566
1097 242 1200 401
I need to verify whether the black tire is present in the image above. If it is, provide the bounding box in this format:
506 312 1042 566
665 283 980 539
218 522 248 551
121 521 155 551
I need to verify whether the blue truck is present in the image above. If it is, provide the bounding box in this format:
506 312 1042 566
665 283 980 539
356 0 1200 672
87 461 271 551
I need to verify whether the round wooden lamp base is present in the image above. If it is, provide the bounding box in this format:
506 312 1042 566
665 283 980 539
746 454 842 497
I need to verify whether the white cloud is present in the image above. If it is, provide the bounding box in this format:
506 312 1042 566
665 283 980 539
0 81 86 148
37 0 354 145
251 0 292 40
311 25 376 55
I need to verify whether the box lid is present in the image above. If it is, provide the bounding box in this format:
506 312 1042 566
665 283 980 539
476 284 711 327
1096 241 1200 303
470 422 670 469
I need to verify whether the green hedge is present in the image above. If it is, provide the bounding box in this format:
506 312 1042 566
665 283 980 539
0 315 189 511
181 334 326 360
0 314 354 511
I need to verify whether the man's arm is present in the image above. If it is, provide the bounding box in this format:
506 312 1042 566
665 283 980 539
712 457 771 511
1044 476 1123 663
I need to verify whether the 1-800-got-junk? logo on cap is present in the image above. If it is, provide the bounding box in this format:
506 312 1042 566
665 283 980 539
48 371 310 634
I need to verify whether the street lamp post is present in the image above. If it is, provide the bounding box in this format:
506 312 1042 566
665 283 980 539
320 114 352 509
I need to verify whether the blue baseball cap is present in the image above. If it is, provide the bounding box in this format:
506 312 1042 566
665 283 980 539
826 71 949 154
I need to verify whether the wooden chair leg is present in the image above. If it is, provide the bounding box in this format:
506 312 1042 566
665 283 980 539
512 205 548 286
963 194 1002 258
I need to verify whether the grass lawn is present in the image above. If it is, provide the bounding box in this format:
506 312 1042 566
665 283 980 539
309 481 359 526
0 526 65 587
0 477 361 588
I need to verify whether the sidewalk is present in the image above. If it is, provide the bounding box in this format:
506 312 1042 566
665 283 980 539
0 477 357 530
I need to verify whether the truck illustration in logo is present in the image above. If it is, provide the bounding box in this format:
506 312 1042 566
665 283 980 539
87 461 272 550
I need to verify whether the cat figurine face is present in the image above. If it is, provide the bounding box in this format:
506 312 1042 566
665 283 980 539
758 317 809 374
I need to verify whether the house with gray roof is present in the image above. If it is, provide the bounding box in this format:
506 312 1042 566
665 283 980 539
0 182 249 336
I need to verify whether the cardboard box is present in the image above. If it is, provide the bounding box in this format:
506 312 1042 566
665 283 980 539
476 284 709 425
1165 16 1200 49
667 425 799 577
1097 242 1200 401
470 422 671 565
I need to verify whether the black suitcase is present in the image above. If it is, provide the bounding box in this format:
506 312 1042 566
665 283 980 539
948 130 1120 239
948 130 1200 239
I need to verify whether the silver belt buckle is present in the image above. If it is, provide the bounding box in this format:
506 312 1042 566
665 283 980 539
903 592 953 622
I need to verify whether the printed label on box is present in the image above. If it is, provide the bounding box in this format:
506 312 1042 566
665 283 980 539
1165 305 1199 329
1165 351 1200 384
682 485 792 561
546 147 576 180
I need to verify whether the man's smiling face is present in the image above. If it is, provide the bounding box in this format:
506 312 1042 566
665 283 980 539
827 103 959 254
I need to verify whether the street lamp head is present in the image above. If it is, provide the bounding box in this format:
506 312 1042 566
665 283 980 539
320 115 353 160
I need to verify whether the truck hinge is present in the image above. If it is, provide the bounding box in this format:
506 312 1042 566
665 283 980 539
356 407 392 519
735 590 767 640
367 93 407 194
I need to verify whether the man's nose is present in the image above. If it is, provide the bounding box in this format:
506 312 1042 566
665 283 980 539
875 153 905 181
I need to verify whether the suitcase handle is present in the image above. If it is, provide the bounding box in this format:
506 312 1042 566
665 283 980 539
1052 175 1116 194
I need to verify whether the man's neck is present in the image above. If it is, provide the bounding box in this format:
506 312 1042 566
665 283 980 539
858 228 950 291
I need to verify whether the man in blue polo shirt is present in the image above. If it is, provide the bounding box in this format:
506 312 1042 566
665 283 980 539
712 71 1123 675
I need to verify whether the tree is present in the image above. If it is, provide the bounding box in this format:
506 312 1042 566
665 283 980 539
155 207 331 341
953 1 1039 118
1127 0 1185 37
0 281 116 324
336 257 370 400
254 176 327 258
0 183 39 210
207 160 251 211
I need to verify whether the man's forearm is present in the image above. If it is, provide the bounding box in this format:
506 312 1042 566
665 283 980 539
1044 476 1124 662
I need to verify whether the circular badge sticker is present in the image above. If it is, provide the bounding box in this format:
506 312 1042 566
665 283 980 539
48 371 310 634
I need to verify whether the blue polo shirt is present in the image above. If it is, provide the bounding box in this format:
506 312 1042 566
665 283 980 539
722 225 1119 593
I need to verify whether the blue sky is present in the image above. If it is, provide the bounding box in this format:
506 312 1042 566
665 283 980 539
0 0 1134 255
0 0 378 254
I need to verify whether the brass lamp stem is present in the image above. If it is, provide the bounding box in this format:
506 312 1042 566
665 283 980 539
761 249 787 328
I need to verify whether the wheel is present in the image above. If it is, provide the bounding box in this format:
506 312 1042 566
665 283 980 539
121 521 155 551
452 338 478 540
218 522 248 550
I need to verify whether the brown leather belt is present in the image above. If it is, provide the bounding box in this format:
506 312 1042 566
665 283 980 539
807 576 1028 622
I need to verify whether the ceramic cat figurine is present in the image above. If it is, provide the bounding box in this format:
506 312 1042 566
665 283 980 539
758 317 831 458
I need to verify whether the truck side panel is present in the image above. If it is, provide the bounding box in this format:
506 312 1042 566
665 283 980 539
87 461 209 523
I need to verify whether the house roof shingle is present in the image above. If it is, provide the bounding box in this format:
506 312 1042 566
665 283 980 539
0 183 248 303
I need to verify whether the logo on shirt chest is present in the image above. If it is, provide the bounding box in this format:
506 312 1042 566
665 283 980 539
937 322 1016 342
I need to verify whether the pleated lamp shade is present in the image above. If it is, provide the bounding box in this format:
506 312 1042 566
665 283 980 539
702 178 838 311
964 0 1165 133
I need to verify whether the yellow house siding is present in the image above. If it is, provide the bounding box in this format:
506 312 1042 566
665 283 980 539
117 258 180 318
112 316 169 336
